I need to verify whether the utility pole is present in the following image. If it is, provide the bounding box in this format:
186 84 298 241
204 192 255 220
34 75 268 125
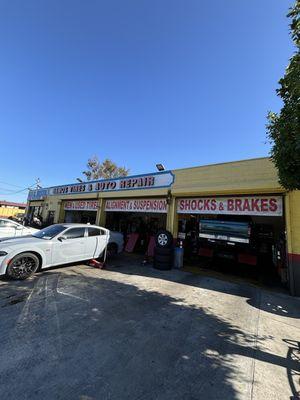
35 178 42 189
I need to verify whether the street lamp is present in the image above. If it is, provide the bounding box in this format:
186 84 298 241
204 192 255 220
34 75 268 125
156 163 165 171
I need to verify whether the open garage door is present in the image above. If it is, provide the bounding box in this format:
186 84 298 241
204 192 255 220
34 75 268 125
63 200 98 224
177 195 287 288
105 198 168 254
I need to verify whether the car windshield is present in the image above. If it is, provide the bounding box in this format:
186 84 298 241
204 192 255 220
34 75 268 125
32 225 66 240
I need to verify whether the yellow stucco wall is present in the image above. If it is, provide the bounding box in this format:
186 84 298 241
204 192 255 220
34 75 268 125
285 191 300 255
172 157 282 196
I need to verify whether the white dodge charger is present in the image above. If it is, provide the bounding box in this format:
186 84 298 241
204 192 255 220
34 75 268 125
0 224 123 280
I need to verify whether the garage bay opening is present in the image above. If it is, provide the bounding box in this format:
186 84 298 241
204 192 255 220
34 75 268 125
177 195 287 288
105 198 168 254
63 200 98 224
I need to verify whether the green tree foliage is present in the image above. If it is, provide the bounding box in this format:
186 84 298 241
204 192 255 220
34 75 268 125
82 157 129 180
267 1 300 189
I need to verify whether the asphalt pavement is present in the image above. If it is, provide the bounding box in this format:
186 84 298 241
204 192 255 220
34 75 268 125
0 255 300 400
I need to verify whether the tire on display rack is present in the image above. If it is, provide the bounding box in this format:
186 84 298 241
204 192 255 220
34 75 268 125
153 247 173 270
153 233 173 270
154 247 173 256
155 230 173 248
154 254 173 264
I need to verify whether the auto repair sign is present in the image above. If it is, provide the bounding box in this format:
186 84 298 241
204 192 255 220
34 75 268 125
177 196 283 216
105 198 168 213
28 171 174 201
64 200 99 211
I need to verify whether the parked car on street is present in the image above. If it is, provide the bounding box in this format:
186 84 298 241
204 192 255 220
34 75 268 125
0 218 39 239
0 224 123 280
8 212 25 223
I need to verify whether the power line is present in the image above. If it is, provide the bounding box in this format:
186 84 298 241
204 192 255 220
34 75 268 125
0 187 21 192
0 180 24 189
0 183 36 196
0 178 42 197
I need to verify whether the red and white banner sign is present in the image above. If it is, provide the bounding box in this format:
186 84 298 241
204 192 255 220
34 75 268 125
177 196 283 216
105 198 168 213
64 200 99 211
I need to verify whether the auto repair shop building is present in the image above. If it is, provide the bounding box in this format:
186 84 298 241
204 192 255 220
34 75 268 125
27 157 300 296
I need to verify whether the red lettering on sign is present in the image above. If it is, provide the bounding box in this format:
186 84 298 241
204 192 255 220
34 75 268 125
243 199 250 211
261 199 269 212
269 198 278 212
177 196 282 216
191 200 197 211
251 198 259 212
185 200 191 210
210 199 217 211
203 199 210 210
227 199 234 211
235 199 242 211
198 199 203 210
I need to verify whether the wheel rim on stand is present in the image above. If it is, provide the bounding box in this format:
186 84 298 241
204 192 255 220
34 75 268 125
158 234 168 246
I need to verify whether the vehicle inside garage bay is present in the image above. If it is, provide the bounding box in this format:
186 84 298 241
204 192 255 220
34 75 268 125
105 198 168 253
176 195 286 286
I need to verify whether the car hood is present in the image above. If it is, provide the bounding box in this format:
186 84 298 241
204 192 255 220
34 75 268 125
0 236 46 247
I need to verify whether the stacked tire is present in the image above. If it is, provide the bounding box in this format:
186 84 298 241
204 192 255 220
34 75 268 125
153 230 173 270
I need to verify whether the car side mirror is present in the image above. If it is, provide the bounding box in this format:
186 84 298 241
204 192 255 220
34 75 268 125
58 236 67 242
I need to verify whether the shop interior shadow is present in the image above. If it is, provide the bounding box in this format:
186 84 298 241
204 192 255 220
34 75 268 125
184 253 284 291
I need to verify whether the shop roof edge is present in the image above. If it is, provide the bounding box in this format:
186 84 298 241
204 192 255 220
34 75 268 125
170 157 273 173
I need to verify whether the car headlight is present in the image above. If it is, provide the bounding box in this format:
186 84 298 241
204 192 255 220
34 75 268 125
0 251 8 256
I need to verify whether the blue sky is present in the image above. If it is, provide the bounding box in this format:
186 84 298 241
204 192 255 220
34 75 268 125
0 0 294 202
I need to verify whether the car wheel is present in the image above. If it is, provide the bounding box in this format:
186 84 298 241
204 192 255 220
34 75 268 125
155 230 173 248
6 253 40 280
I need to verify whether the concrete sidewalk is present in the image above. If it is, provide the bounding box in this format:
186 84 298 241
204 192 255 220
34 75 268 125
0 257 299 399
